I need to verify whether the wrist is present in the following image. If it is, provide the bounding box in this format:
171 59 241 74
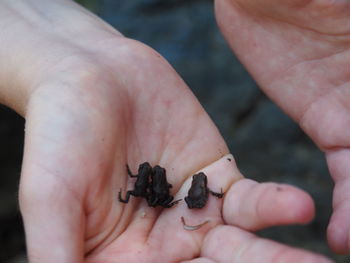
0 0 120 115
0 0 74 113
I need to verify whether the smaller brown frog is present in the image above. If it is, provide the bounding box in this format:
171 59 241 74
185 172 223 209
118 162 152 203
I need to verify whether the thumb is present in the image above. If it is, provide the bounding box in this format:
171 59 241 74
19 98 85 263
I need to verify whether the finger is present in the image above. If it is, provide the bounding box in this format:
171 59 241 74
223 178 315 231
202 225 333 263
181 258 216 263
326 149 350 254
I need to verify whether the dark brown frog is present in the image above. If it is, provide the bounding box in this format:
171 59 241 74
147 165 181 208
118 162 152 203
185 172 223 209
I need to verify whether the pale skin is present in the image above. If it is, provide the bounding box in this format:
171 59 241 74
215 0 350 254
0 0 341 262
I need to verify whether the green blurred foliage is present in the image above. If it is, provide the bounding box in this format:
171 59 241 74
75 0 99 13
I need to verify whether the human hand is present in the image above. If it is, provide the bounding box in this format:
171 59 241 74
215 0 350 254
0 0 332 262
21 73 331 263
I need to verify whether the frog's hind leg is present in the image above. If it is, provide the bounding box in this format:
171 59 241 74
163 196 182 208
209 188 224 198
118 190 135 203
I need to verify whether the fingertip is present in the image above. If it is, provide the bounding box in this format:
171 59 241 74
271 184 315 224
256 183 315 228
327 211 350 254
327 223 348 254
223 179 315 230
325 149 350 254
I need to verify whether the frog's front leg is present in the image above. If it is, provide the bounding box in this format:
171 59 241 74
185 196 195 209
126 164 138 178
209 188 224 198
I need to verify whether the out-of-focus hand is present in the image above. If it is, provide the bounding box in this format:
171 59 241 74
0 0 332 262
215 0 350 254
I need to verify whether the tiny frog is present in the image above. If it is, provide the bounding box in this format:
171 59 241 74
185 172 224 209
147 165 181 208
118 162 152 203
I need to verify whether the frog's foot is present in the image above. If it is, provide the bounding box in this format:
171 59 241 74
118 189 134 203
209 188 224 198
164 198 182 208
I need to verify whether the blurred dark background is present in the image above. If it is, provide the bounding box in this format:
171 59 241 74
1 0 350 262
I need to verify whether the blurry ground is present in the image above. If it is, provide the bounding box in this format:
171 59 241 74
2 0 350 262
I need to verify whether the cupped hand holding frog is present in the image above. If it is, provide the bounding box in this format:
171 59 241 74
0 0 340 262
